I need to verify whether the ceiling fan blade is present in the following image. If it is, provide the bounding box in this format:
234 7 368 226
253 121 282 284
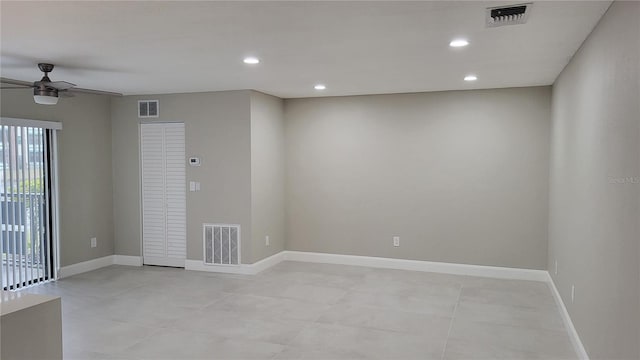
59 91 75 98
44 81 76 90
0 86 34 90
69 87 123 96
2 77 121 96
1 77 34 87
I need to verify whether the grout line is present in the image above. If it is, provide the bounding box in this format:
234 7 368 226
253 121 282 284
198 291 235 310
271 283 353 357
273 301 330 356
440 283 463 360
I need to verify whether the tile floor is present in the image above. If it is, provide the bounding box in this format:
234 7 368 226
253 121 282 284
20 261 576 359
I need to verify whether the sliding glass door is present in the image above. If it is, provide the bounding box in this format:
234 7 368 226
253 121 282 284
1 124 55 290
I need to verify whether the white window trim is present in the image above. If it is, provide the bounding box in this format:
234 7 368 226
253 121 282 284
1 117 63 130
51 131 61 279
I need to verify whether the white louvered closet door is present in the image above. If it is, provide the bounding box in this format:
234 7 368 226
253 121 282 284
140 123 186 267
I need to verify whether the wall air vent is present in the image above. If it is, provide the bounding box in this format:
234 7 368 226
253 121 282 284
138 100 159 118
486 3 532 28
204 224 240 265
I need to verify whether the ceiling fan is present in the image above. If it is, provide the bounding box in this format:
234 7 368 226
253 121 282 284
0 63 122 105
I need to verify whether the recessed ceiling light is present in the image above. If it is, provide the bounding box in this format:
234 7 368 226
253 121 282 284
449 39 469 48
314 84 326 90
243 57 260 64
464 75 478 81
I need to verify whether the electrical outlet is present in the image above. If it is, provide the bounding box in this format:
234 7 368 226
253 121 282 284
555 260 558 275
393 236 400 247
91 237 97 248
265 235 270 246
571 285 575 304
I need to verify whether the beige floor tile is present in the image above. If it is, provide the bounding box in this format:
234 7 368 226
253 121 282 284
454 300 566 331
121 328 284 359
171 308 310 345
338 290 458 317
17 262 576 360
290 322 445 359
444 318 576 360
317 303 452 335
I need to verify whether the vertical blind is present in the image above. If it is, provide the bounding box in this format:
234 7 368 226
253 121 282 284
1 125 54 290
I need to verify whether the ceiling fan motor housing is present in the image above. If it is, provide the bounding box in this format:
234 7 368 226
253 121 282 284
33 85 58 98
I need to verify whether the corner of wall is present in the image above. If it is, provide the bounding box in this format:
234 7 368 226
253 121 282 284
248 90 286 264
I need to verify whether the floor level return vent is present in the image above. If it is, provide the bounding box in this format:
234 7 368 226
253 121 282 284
203 224 240 265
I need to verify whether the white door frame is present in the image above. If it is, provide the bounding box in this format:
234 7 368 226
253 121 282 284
139 121 186 267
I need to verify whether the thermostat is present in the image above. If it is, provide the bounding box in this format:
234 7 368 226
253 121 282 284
188 157 201 166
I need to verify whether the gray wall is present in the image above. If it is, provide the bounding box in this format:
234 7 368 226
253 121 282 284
1 88 114 267
1 294 62 360
250 91 286 262
111 91 254 263
284 87 551 269
548 1 640 359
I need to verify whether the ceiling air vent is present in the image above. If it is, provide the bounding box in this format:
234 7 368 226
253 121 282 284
138 100 159 118
486 3 532 28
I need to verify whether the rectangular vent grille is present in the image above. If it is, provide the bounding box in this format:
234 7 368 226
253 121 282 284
138 100 159 118
204 224 240 265
486 3 531 27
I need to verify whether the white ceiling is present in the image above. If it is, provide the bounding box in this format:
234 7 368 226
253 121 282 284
1 1 611 98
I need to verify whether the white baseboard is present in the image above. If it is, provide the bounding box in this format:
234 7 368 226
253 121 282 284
58 254 143 278
184 250 547 282
251 251 287 273
185 251 286 275
58 255 114 278
113 255 143 267
547 273 589 360
58 250 547 283
283 251 549 282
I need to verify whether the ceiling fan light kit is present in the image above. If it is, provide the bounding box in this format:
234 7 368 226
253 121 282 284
34 92 59 105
